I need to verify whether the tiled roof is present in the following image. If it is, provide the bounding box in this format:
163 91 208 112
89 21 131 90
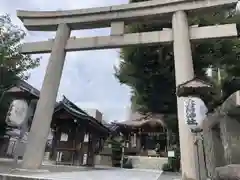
54 96 111 133
104 123 119 132
6 80 40 98
116 112 166 127
17 80 40 97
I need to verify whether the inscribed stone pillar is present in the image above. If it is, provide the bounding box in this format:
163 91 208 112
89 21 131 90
172 11 197 180
22 23 70 169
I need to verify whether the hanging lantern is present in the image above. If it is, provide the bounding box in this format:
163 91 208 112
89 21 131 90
5 99 29 127
183 96 208 131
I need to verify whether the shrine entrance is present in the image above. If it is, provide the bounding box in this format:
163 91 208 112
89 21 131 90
17 0 238 179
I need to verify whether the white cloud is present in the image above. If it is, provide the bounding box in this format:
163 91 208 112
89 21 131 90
1 0 131 121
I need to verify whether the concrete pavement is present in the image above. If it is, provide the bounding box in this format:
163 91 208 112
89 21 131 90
21 168 162 180
0 158 181 180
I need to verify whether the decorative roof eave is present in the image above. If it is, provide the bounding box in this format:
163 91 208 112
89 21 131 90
104 123 119 132
6 80 40 99
116 120 165 128
54 96 110 133
178 77 213 88
176 77 217 110
115 113 166 128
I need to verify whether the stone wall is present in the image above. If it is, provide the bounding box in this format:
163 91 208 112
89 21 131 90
203 116 227 179
223 117 240 164
202 91 240 179
128 156 167 170
94 155 112 166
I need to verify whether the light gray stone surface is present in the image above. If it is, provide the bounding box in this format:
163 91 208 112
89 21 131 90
21 24 237 54
216 164 240 180
203 91 240 179
0 159 165 180
22 23 71 170
128 156 168 170
110 22 124 36
1 169 162 180
0 174 51 180
172 10 196 180
17 0 237 31
159 172 181 180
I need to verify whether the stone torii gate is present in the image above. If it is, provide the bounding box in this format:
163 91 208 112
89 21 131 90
17 0 238 179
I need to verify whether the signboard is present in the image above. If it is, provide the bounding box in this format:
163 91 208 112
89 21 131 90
168 151 175 157
183 97 208 131
5 99 28 127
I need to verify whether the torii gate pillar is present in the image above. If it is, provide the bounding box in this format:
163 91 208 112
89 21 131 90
172 11 197 179
22 24 70 169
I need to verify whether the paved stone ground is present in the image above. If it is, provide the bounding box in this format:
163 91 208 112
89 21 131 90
20 168 162 180
0 158 181 180
158 172 181 180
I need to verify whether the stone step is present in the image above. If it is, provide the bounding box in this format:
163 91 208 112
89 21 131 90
128 156 168 170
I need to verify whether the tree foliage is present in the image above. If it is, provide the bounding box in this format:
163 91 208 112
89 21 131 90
115 0 240 131
0 14 40 89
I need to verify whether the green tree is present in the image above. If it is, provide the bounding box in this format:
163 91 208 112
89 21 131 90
0 14 40 136
115 1 240 135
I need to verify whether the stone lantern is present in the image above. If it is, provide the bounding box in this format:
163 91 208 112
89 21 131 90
176 77 215 133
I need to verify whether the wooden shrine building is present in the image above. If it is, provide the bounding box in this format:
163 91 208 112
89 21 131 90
50 96 110 166
114 112 168 157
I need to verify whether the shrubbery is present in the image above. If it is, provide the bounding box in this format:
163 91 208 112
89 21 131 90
162 145 181 172
122 157 133 169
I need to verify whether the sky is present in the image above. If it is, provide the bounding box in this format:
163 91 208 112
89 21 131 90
1 0 132 122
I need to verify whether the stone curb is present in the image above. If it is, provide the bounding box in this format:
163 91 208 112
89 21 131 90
0 174 53 180
161 172 181 176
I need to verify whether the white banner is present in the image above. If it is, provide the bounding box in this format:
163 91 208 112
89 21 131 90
6 99 28 127
183 96 208 131
60 133 68 142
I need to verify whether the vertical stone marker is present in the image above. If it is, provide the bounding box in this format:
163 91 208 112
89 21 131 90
17 0 238 178
22 24 70 169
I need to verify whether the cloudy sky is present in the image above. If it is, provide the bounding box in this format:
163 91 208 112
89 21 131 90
1 0 132 122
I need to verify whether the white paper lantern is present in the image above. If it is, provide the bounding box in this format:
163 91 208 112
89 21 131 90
183 96 208 131
5 99 28 127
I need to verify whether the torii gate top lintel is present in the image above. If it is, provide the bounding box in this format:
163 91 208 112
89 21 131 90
17 0 237 31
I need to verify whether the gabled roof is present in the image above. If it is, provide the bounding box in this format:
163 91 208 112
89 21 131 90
116 112 166 128
54 96 110 133
6 80 40 98
55 96 88 116
104 123 120 132
178 77 213 88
